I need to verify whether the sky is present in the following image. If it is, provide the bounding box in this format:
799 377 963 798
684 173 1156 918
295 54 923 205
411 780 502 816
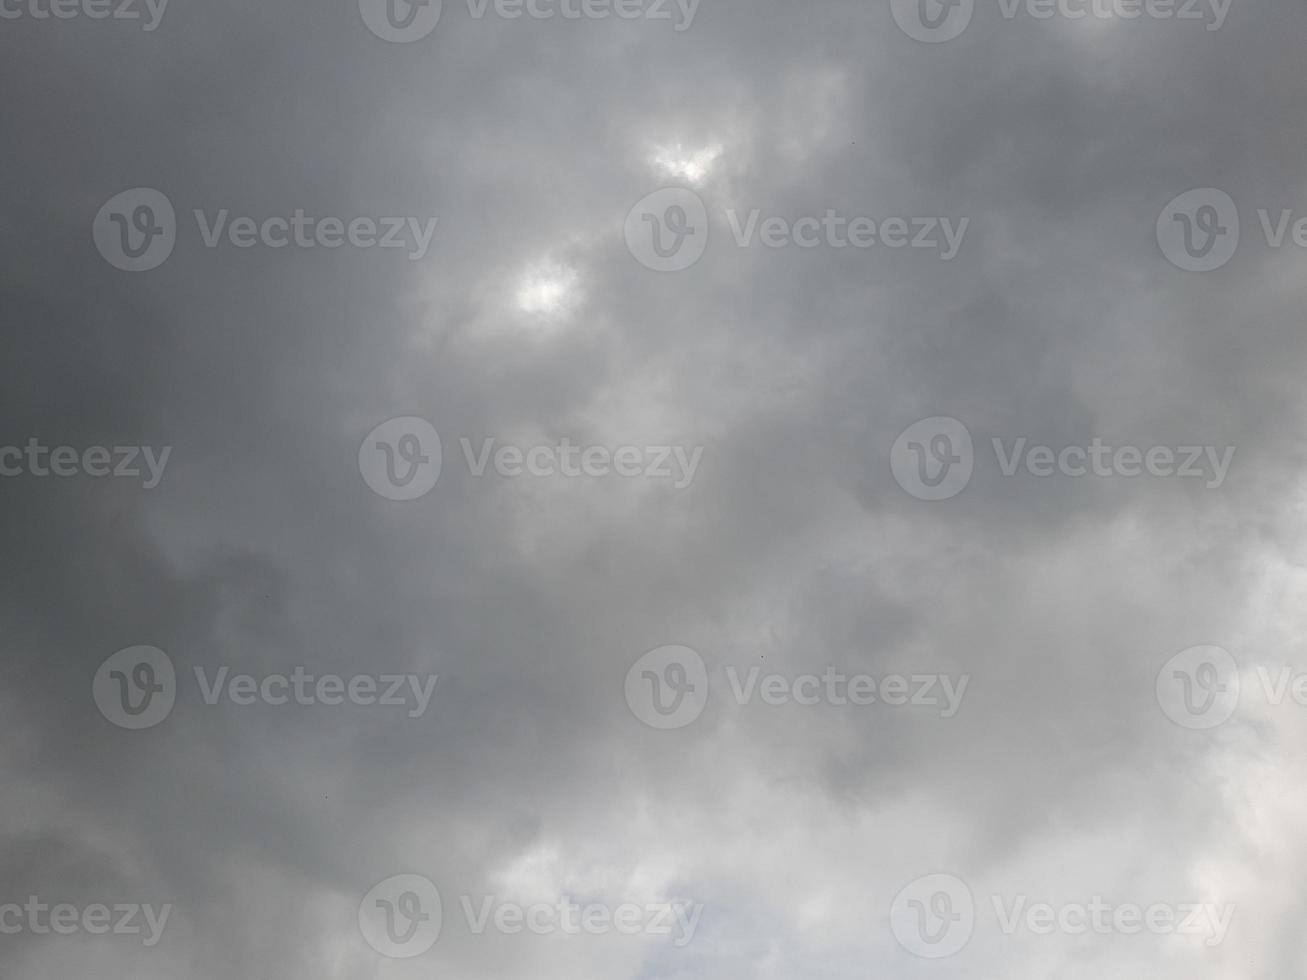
2 0 1307 977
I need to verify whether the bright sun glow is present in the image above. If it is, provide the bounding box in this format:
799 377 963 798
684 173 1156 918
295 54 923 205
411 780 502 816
515 262 580 319
652 142 722 185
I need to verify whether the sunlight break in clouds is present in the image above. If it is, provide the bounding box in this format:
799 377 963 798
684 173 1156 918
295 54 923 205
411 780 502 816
515 261 581 321
652 143 723 185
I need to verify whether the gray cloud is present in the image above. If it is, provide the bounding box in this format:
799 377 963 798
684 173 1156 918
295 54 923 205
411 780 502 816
2 0 1306 977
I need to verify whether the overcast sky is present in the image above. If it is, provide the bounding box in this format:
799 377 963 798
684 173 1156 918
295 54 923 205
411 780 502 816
3 0 1307 977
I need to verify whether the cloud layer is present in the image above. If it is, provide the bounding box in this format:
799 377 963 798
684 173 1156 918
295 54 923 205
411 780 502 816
3 0 1307 977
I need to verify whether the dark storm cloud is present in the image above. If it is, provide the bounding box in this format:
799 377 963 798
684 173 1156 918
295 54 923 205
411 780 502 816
2 0 1306 977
